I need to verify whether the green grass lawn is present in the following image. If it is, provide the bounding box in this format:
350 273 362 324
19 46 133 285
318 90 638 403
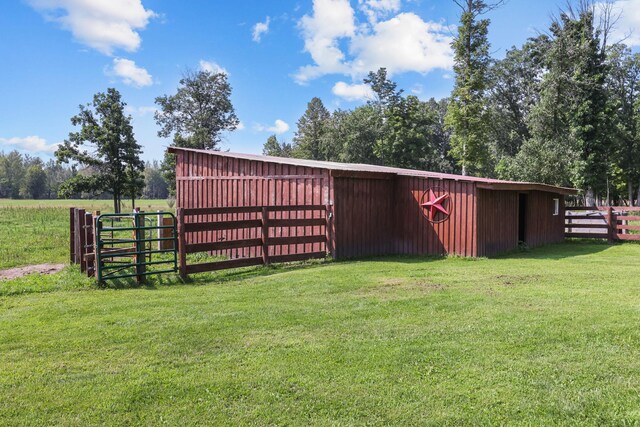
2 241 640 424
0 200 172 269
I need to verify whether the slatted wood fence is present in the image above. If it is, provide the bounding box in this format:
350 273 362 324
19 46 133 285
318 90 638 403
177 205 331 277
565 206 640 242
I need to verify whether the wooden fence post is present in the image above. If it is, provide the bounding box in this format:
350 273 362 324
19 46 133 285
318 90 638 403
177 208 187 278
69 207 75 264
261 207 270 265
78 208 86 272
325 204 334 258
607 206 616 243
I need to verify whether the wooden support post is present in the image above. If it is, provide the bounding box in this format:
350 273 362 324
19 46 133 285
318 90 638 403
325 204 333 257
78 208 86 272
607 206 616 243
69 207 75 264
261 207 270 266
177 208 187 278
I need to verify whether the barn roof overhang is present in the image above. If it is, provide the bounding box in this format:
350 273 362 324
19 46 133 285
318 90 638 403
167 147 578 195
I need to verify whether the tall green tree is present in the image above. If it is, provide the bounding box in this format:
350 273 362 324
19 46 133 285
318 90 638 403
446 0 499 176
292 97 331 160
607 45 640 205
155 69 240 193
0 151 25 198
21 161 47 199
510 6 612 200
263 135 292 157
55 88 144 213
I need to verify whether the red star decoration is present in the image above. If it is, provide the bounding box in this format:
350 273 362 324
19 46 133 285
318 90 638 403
421 189 450 221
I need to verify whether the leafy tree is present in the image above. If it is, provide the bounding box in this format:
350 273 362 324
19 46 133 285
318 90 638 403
21 160 47 199
445 0 498 176
325 106 382 164
607 44 640 205
55 88 144 213
292 97 331 160
155 69 240 193
0 151 25 198
263 135 292 157
364 68 403 110
488 38 547 163
143 162 169 199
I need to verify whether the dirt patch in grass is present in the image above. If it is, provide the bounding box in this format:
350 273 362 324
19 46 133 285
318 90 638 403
355 278 448 300
0 263 66 280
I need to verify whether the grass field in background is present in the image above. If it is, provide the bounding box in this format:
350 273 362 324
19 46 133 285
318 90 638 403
2 241 640 424
0 200 173 270
0 198 171 210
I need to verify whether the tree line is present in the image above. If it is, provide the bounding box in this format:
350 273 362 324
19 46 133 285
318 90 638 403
0 150 169 202
265 1 640 206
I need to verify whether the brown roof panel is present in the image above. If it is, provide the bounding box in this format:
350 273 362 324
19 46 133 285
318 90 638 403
168 147 578 195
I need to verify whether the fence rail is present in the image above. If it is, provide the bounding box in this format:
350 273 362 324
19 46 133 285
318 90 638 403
177 205 332 277
565 206 640 242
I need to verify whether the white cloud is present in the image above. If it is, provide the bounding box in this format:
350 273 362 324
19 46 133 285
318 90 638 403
199 60 228 75
0 136 60 154
124 105 157 116
332 81 374 101
252 16 270 42
295 1 453 84
27 0 156 55
108 58 153 87
597 0 640 46
236 121 246 131
255 119 290 134
358 0 401 23
295 0 356 83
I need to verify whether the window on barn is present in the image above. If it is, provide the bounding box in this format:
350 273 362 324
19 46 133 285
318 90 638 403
553 198 559 216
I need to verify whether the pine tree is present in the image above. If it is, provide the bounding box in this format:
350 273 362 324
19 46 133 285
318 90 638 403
292 97 331 160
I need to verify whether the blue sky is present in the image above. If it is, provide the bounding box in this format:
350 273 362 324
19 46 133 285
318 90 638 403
1 0 638 161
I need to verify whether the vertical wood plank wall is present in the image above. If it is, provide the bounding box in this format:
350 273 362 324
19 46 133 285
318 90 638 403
394 177 477 257
332 177 395 258
525 191 565 247
476 189 518 257
476 189 566 257
175 151 334 259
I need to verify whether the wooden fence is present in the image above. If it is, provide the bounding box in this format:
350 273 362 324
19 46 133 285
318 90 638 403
177 205 332 277
70 207 96 277
565 206 640 242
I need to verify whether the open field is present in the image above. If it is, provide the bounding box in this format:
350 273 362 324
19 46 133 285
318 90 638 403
0 198 171 210
0 200 172 270
2 241 640 424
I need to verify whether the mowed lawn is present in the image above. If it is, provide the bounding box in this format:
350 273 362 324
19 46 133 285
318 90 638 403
0 200 171 269
2 241 640 424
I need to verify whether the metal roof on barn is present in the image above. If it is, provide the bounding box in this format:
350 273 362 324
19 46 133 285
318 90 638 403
168 147 578 195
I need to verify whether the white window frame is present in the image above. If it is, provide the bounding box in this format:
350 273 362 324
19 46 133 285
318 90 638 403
553 198 560 216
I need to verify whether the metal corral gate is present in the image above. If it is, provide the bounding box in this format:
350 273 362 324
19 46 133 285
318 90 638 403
94 211 178 282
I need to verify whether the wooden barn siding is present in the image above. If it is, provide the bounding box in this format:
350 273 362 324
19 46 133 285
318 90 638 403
175 151 333 259
476 189 566 257
332 177 395 258
393 177 477 257
525 191 565 247
476 189 518 257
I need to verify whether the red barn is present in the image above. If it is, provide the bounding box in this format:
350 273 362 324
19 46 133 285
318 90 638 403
169 147 577 258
